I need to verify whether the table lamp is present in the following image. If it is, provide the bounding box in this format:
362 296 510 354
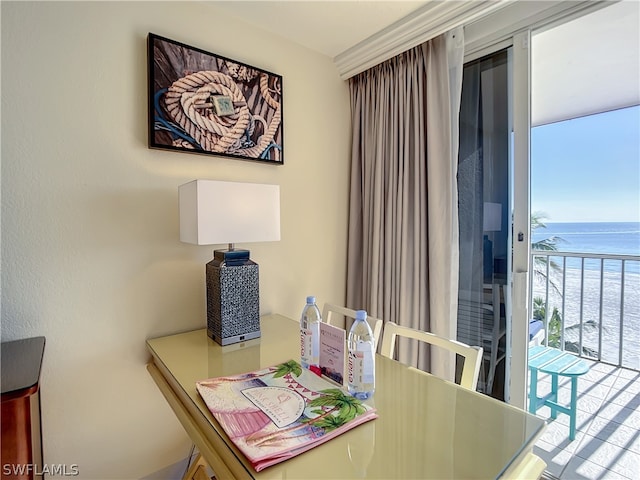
179 179 281 345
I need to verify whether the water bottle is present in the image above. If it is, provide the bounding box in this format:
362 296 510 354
347 310 375 399
300 296 321 369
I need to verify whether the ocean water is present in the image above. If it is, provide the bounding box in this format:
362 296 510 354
532 221 640 256
531 222 640 370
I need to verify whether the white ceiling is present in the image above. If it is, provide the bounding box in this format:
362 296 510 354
211 0 639 125
532 0 640 126
211 1 430 58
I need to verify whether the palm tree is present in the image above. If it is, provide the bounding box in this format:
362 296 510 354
531 212 565 349
531 221 602 357
272 360 302 378
533 296 600 356
532 297 562 348
531 211 564 293
304 389 367 427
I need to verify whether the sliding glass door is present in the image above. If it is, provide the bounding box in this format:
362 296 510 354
456 27 532 408
456 48 513 401
456 0 626 413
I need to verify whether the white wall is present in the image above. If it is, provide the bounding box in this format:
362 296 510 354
1 1 351 477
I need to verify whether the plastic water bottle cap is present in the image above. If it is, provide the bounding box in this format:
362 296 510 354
355 310 367 321
306 296 316 304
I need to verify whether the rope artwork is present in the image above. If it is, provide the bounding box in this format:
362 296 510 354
150 35 283 163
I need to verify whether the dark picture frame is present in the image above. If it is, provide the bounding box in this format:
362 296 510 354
148 33 284 164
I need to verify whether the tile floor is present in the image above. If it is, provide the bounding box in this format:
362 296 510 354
531 359 640 479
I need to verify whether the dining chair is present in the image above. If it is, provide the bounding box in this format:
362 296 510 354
321 303 384 351
457 284 507 394
380 322 483 391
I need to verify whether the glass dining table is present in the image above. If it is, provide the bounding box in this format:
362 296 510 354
147 314 546 479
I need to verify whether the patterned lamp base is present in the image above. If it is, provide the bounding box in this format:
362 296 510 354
206 249 260 346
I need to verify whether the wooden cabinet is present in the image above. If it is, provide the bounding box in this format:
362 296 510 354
1 337 45 479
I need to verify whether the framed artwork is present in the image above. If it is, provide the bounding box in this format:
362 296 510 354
147 33 284 164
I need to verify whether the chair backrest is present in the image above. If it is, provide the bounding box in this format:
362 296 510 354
380 322 483 391
322 303 384 351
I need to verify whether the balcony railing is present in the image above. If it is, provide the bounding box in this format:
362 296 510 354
531 250 640 371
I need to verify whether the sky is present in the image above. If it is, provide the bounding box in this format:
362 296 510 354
531 105 640 223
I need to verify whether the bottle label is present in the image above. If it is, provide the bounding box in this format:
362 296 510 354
300 324 320 365
348 344 374 388
310 321 320 360
301 329 312 362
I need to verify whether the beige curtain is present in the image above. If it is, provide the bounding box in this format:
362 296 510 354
346 28 464 380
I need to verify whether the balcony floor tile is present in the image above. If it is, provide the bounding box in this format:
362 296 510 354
533 360 640 480
573 433 640 479
604 388 640 410
588 416 640 454
561 456 633 480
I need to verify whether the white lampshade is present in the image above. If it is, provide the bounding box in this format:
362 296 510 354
179 180 281 246
483 202 502 232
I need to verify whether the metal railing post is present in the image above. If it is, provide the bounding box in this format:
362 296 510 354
530 250 639 371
